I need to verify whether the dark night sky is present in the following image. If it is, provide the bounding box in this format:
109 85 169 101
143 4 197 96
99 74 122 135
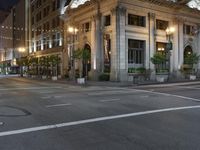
0 0 19 10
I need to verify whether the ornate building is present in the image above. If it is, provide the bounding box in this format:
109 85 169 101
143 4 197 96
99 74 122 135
64 0 200 81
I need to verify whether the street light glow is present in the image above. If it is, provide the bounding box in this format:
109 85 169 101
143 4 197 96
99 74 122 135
68 27 78 33
166 27 175 35
19 47 25 52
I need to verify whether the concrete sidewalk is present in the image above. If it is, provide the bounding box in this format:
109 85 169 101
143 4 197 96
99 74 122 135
7 76 200 88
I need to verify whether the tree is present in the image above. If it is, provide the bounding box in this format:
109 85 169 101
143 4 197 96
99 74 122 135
184 53 200 75
151 52 168 73
73 48 90 78
48 55 61 77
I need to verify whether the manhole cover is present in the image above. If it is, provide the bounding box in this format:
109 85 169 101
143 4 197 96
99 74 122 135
0 106 31 117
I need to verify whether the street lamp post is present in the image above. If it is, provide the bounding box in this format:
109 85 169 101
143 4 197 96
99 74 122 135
18 47 25 77
166 27 175 80
68 26 78 80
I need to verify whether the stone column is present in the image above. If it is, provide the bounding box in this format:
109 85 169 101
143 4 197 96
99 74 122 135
110 6 126 81
62 22 69 77
178 19 184 69
197 24 200 70
90 13 103 80
171 17 184 78
172 19 179 73
148 12 156 79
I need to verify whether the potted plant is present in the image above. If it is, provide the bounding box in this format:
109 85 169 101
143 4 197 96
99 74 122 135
184 53 200 80
151 52 168 82
28 57 38 78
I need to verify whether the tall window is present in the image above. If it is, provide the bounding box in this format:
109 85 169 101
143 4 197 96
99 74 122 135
156 19 168 30
36 0 42 8
36 26 42 36
183 24 195 35
31 5 34 12
104 15 111 26
43 38 47 50
156 42 168 70
57 0 60 9
52 0 56 11
36 40 41 51
82 22 90 32
52 34 56 47
85 22 90 32
36 11 42 22
128 14 146 27
31 17 34 25
128 39 145 64
43 6 49 17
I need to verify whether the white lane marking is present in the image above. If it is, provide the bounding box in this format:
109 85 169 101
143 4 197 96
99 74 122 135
134 89 200 102
54 95 64 98
138 81 200 88
140 95 149 98
0 105 200 137
0 87 62 91
99 99 121 102
45 103 72 108
38 91 53 94
88 90 137 96
41 95 65 99
41 96 51 99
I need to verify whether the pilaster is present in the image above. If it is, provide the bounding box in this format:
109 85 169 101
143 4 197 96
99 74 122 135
148 12 156 79
110 5 127 81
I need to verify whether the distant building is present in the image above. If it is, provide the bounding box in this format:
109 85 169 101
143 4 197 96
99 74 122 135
0 0 28 74
64 0 200 81
0 10 9 24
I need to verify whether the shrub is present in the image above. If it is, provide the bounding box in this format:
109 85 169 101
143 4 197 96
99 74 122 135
151 53 167 65
99 73 110 81
128 67 145 73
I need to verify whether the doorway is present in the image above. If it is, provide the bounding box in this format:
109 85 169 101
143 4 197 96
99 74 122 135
82 44 91 77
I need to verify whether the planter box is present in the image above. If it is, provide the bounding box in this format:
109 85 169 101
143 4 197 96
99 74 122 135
31 75 37 78
58 75 62 79
42 76 47 79
189 75 196 80
156 74 168 82
52 76 58 81
77 78 85 84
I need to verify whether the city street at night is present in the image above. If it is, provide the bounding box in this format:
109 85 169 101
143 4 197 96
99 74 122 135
0 77 200 149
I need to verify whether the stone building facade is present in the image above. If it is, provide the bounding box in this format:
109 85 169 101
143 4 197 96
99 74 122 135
64 0 200 81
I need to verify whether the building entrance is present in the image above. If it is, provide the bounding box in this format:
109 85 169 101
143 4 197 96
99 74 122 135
82 44 91 77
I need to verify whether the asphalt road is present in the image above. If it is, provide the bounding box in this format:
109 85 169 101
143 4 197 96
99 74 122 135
0 77 200 150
